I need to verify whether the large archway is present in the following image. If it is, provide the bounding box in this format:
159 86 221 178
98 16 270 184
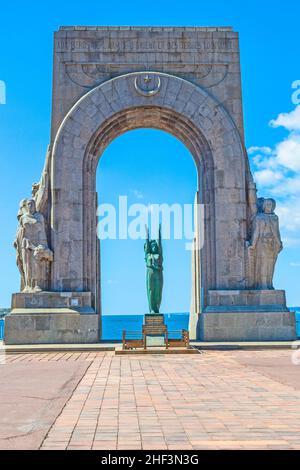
51 72 250 316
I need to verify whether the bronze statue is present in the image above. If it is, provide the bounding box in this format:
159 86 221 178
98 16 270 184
144 225 163 313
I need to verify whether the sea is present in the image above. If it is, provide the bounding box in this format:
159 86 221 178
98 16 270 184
102 313 189 340
0 311 300 341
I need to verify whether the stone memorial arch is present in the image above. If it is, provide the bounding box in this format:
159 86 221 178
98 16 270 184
5 26 296 344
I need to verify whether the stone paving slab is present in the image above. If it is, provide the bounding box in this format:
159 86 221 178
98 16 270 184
193 341 297 350
1 340 297 354
0 354 92 449
115 347 199 355
0 341 116 353
231 350 300 391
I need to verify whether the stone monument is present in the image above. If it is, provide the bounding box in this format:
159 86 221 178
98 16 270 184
4 26 296 344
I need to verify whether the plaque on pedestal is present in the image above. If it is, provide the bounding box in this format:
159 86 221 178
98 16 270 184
143 313 167 348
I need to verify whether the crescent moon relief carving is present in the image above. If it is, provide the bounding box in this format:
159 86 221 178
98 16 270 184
134 74 161 97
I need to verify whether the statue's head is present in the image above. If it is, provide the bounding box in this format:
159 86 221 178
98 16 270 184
257 197 265 213
32 182 39 197
17 199 27 220
263 198 276 214
150 240 159 254
26 199 36 215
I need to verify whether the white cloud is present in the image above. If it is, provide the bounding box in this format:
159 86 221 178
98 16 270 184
248 146 272 155
269 176 300 197
253 168 283 185
276 133 300 171
251 153 279 170
270 105 300 131
276 200 300 232
290 262 300 267
249 103 300 248
281 237 300 248
249 105 300 190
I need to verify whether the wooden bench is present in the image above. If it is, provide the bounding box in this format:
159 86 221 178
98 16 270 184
166 329 190 349
122 330 146 350
122 328 190 351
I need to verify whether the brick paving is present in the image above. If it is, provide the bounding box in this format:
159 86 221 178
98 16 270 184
39 350 300 450
1 349 300 449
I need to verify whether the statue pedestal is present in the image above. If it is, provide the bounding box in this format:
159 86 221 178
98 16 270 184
205 289 289 312
143 314 167 347
194 289 297 341
4 292 100 345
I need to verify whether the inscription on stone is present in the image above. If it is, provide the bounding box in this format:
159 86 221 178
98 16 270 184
56 38 237 53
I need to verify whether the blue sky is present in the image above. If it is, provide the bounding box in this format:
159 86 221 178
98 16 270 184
0 0 300 310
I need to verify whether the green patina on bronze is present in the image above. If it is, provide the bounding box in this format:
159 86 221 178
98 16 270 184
144 225 163 313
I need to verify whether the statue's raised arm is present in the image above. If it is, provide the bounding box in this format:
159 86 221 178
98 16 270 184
144 224 150 255
158 223 163 258
32 145 51 214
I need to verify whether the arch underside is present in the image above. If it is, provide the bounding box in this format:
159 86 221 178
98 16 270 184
83 106 216 309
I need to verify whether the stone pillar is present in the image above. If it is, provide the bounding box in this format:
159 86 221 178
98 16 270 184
189 191 202 339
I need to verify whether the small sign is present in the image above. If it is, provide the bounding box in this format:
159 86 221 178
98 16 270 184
70 298 79 307
146 335 165 347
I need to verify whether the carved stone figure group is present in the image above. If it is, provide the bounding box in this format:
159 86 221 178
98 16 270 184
14 148 53 293
15 198 53 292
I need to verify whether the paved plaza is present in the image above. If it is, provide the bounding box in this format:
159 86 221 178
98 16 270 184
1 349 300 450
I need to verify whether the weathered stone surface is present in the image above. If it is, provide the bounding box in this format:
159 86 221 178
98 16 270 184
0 359 89 449
200 312 297 341
52 27 244 140
4 311 99 344
12 291 94 311
206 289 288 310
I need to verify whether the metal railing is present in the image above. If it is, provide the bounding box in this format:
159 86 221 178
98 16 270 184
0 319 4 340
296 312 300 338
167 329 185 339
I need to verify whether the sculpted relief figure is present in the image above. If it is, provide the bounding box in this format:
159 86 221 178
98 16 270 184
32 145 51 215
144 225 163 313
247 198 283 289
15 199 28 290
14 199 53 292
